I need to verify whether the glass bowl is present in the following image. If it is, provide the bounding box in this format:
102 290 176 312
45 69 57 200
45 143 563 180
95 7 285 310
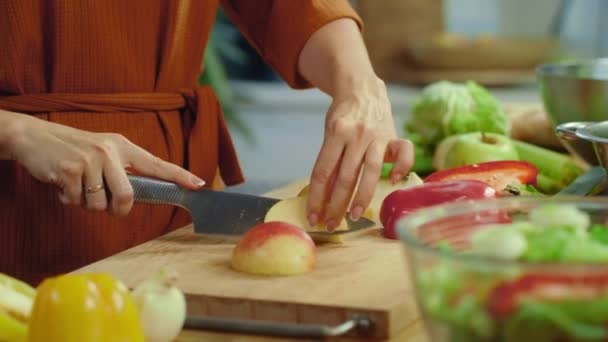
397 196 608 342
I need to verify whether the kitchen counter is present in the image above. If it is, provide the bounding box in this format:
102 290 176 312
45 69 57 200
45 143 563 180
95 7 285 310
77 178 430 342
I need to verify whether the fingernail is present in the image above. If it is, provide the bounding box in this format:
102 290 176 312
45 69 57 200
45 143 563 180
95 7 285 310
350 206 363 221
325 219 336 231
191 175 206 187
391 173 402 183
308 213 318 227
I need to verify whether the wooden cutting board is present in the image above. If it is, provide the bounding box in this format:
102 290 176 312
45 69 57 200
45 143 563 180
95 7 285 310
74 180 423 340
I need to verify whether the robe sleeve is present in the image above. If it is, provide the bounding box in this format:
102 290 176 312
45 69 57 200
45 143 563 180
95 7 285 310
219 0 363 89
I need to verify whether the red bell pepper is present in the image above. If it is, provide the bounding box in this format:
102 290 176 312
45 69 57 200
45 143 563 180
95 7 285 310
488 273 608 318
379 179 499 240
417 208 513 250
424 161 539 193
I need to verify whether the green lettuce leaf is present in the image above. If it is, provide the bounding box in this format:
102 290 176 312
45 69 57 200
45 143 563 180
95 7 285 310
504 300 608 341
404 81 509 150
444 81 509 137
589 224 608 245
522 227 579 262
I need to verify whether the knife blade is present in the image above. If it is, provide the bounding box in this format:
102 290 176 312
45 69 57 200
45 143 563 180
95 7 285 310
127 174 375 235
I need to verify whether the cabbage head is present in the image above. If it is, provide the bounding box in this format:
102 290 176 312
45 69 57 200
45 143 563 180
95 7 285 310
404 80 509 149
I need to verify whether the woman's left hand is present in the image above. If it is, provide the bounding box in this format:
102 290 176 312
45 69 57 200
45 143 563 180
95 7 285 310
305 75 414 230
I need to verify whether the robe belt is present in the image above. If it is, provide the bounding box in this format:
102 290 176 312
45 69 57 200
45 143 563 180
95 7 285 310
0 86 244 185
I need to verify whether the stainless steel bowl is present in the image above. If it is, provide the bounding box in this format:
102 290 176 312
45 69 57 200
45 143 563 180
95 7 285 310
537 58 608 124
576 121 608 168
538 58 608 165
556 121 598 165
557 120 608 168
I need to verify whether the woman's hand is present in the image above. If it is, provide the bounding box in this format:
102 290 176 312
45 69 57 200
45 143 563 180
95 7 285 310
0 111 205 215
306 76 414 230
297 18 414 231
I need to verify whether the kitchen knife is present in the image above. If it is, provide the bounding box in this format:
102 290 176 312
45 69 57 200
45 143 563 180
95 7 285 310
127 174 376 236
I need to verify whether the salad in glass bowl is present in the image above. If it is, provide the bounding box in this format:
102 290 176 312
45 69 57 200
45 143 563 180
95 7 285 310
397 197 608 342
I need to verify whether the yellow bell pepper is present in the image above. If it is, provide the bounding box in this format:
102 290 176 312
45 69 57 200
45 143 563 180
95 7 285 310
27 273 144 342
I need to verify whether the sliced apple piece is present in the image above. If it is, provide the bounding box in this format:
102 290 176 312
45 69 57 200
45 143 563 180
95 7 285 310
277 189 349 243
297 185 310 198
295 172 424 224
231 222 316 276
308 233 344 244
264 196 348 232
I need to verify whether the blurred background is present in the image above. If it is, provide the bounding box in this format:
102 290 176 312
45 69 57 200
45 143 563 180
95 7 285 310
200 0 608 195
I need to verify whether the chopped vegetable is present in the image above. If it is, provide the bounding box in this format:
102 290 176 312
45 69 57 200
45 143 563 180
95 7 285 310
470 225 527 260
560 238 608 262
416 203 608 341
529 204 590 232
425 160 538 193
488 274 608 318
416 262 502 338
589 225 608 245
522 227 581 262
504 301 608 341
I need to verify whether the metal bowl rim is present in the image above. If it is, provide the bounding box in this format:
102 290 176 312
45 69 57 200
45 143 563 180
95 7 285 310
576 122 608 144
536 58 608 81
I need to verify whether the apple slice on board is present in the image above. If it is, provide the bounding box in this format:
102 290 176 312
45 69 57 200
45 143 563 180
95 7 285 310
266 172 425 244
296 172 425 223
231 222 316 276
264 196 349 232
264 196 349 244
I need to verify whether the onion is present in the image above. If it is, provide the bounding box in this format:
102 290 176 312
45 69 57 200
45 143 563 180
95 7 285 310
132 268 186 342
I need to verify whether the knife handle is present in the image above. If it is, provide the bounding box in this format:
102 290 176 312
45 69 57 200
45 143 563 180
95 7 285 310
127 174 188 208
184 314 373 339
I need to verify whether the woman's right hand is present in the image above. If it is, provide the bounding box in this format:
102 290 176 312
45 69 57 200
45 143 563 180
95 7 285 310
0 111 206 216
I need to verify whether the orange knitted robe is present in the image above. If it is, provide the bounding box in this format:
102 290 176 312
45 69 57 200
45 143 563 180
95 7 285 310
0 0 362 285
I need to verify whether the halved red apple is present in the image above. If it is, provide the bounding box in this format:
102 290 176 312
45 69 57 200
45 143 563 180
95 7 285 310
231 222 316 276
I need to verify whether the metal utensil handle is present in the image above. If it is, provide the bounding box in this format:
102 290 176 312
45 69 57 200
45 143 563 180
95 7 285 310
127 174 187 207
184 314 373 339
556 122 592 141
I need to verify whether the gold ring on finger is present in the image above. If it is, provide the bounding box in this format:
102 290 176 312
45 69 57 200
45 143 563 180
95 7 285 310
86 184 105 194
